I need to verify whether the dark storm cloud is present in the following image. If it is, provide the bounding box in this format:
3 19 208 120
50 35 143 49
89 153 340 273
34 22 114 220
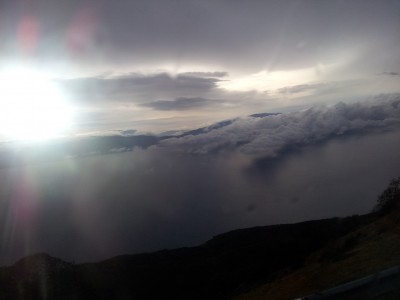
142 97 216 111
0 0 398 75
90 0 400 73
60 72 223 103
159 94 400 155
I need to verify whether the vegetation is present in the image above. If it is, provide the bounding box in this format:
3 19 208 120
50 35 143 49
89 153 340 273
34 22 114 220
374 177 400 214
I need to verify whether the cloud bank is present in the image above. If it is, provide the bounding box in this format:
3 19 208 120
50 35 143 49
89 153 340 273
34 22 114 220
142 97 217 111
61 72 223 104
159 94 400 156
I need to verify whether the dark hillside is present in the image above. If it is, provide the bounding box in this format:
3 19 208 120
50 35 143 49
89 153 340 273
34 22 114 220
0 216 370 300
236 178 400 300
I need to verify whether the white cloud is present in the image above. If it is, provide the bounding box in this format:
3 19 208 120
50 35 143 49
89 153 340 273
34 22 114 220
159 94 400 156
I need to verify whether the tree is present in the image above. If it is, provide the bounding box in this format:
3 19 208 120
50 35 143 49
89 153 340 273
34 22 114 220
373 177 400 214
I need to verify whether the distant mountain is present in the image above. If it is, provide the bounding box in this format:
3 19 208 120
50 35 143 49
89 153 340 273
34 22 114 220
0 253 77 300
175 119 238 137
161 112 280 138
249 112 280 118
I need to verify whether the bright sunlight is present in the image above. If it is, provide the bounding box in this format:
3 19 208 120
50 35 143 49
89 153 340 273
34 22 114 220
0 67 74 141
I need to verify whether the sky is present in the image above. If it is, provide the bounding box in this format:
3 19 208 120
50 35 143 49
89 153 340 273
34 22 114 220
0 0 399 135
1 0 400 264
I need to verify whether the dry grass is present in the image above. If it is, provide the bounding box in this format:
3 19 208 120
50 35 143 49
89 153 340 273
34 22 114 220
235 211 400 300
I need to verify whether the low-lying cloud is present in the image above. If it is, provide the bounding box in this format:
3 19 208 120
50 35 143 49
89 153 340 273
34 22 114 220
159 94 400 156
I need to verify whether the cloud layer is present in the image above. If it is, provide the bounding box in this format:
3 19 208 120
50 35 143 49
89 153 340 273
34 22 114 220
142 97 217 111
159 95 400 156
61 72 223 104
2 118 400 265
1 0 398 83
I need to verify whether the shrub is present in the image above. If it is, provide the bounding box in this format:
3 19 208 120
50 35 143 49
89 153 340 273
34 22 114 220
373 177 400 214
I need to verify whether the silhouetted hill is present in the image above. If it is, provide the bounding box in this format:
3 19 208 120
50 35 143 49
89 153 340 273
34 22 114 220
0 253 79 300
0 215 372 300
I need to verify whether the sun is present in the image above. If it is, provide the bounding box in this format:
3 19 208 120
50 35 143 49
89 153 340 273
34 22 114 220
0 68 74 141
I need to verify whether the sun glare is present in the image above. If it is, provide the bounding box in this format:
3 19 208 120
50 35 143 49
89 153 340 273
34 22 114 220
219 68 320 92
0 68 74 141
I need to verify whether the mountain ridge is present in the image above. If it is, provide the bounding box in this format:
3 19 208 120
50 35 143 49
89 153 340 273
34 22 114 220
0 214 373 300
